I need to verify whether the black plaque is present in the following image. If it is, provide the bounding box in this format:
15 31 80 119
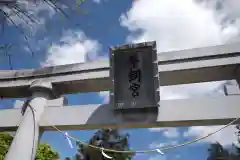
109 41 160 110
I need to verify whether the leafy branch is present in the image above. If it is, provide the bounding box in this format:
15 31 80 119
0 0 87 69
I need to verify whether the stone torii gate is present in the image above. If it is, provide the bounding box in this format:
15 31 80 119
0 42 240 159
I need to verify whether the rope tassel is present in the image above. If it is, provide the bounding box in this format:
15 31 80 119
101 148 113 159
64 132 73 148
156 149 164 155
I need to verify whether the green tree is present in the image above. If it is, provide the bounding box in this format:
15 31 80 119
0 132 13 160
207 142 229 160
206 125 240 160
66 129 135 160
230 125 240 159
35 143 59 160
0 132 59 160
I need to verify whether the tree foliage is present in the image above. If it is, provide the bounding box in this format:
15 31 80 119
207 142 229 160
0 132 59 160
66 129 135 160
0 0 86 31
207 125 240 160
35 143 59 160
0 132 13 160
0 0 86 60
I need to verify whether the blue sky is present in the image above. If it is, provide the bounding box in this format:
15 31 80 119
1 0 240 159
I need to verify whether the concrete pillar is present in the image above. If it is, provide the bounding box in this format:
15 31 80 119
235 66 240 90
5 80 56 160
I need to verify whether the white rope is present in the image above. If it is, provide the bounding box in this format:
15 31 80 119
42 116 240 154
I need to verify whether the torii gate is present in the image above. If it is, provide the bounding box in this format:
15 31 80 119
1 42 240 159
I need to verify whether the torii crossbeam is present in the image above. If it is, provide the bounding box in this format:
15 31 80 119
1 42 240 160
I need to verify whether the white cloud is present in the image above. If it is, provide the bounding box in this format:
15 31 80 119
99 91 110 104
160 81 227 100
93 0 101 4
184 125 238 146
163 128 179 138
42 30 101 66
120 0 239 52
149 140 178 149
149 128 180 138
201 0 240 21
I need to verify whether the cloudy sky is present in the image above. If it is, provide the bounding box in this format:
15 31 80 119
1 0 240 159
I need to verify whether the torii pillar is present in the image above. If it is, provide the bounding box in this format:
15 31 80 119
5 80 56 160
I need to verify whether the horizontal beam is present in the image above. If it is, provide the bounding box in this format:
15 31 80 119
0 43 240 98
158 42 240 62
1 96 239 131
